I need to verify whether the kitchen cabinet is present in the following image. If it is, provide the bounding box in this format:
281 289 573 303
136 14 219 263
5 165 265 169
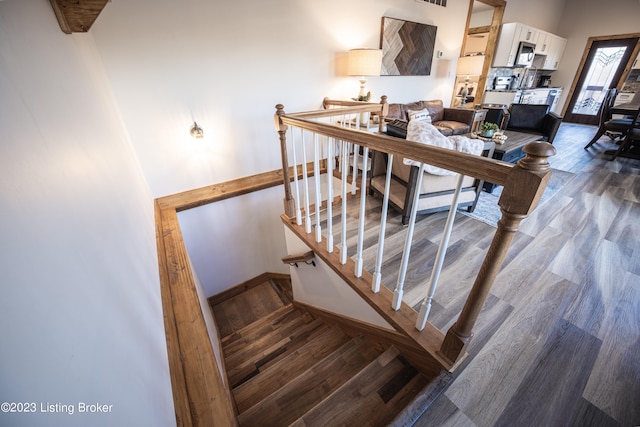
535 32 551 55
542 35 567 70
519 25 538 44
493 23 565 69
493 23 537 67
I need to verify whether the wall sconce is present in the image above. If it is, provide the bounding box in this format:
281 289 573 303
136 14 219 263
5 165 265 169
190 121 204 139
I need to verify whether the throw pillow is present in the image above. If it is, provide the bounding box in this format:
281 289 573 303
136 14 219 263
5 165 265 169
407 108 432 123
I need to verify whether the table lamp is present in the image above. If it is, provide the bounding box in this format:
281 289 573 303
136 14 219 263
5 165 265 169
456 55 485 108
348 49 382 101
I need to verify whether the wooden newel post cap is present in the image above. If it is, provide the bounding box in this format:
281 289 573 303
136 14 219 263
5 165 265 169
517 141 556 171
274 104 287 132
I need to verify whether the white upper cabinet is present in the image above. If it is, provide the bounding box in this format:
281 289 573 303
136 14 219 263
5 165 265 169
493 23 566 69
536 32 551 55
542 35 567 70
493 23 524 67
519 25 538 44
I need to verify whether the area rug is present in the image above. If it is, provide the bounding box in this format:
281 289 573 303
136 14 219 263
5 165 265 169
461 168 575 227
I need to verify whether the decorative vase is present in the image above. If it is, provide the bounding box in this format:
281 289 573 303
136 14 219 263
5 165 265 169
481 129 494 138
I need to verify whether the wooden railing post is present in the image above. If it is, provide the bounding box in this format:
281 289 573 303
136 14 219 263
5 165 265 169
275 104 295 219
438 142 556 365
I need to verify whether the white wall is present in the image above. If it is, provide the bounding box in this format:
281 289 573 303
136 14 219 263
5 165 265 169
0 2 174 426
91 0 471 296
502 0 566 33
284 228 393 330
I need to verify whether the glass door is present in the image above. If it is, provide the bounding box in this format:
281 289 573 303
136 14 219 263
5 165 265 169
564 38 638 124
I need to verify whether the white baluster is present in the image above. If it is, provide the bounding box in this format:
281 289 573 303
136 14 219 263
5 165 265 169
326 137 334 252
416 173 464 330
301 130 312 234
351 143 359 195
290 127 302 225
340 140 348 265
393 163 426 311
355 147 369 278
372 153 394 293
314 133 322 243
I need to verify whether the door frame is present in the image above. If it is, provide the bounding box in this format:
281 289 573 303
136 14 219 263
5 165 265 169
561 33 640 122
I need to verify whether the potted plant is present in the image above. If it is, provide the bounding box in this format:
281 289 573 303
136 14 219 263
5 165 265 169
480 122 499 138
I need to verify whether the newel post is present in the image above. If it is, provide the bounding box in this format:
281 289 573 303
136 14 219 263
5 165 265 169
275 104 295 219
378 95 389 133
438 142 556 365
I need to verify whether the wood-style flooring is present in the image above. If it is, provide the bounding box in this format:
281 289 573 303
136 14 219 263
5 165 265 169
211 279 430 426
335 123 639 426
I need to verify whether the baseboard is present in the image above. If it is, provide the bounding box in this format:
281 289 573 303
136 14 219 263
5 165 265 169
208 272 291 306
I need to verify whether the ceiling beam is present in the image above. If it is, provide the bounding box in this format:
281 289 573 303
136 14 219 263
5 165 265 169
49 0 109 34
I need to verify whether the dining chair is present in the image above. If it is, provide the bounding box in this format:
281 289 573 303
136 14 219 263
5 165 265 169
609 108 640 160
584 88 636 149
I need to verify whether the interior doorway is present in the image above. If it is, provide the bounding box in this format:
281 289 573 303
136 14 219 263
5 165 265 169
564 37 638 124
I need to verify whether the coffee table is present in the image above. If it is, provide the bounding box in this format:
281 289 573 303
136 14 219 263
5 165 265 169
473 130 543 192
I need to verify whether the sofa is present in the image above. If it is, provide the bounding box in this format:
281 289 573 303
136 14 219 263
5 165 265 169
385 99 476 137
370 108 494 225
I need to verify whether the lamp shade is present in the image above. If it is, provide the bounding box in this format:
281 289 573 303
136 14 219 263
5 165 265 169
348 49 383 76
456 55 485 76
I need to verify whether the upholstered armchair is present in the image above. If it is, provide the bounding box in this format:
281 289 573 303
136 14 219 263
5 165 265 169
505 104 562 143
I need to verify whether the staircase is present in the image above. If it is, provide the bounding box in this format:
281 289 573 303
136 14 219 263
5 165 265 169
211 279 431 426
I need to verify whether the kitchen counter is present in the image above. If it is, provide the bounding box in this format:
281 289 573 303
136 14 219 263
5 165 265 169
483 87 564 113
484 87 563 92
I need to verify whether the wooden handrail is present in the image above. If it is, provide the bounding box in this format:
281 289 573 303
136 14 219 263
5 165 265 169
276 109 514 187
156 171 295 425
282 250 315 265
275 102 556 368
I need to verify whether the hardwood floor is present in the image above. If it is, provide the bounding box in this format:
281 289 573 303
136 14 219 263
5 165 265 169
318 123 639 426
405 124 640 426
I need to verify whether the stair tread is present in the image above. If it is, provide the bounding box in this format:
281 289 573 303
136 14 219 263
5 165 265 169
223 307 315 364
226 318 329 387
213 281 288 337
232 325 351 413
292 346 428 427
237 335 381 427
221 304 298 348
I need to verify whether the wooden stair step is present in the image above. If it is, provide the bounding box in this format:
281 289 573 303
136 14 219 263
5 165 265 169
237 335 381 427
226 317 329 388
221 304 299 349
223 307 314 362
291 346 428 427
232 325 351 413
213 281 288 337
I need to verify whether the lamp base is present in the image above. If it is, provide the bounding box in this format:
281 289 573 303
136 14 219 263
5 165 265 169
459 77 470 109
